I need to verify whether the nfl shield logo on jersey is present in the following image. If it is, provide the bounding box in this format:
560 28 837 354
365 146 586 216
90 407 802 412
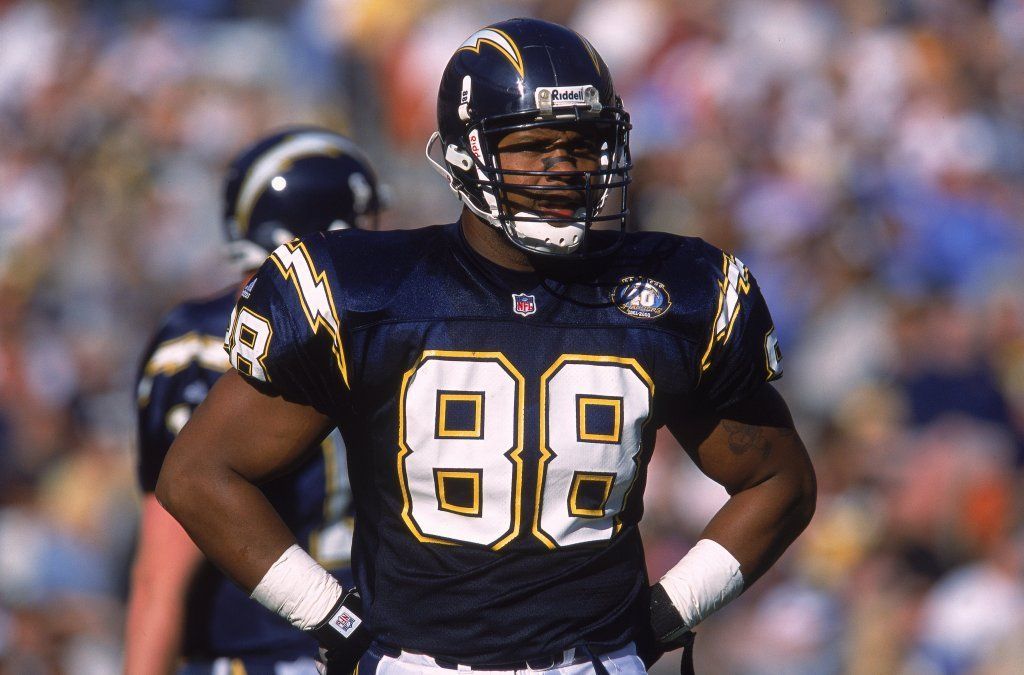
512 293 537 317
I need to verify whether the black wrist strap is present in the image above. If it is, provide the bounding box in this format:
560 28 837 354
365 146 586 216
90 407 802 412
649 583 688 642
647 583 698 674
309 590 365 651
681 633 696 675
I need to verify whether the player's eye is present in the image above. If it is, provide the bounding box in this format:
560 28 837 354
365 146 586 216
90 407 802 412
569 140 599 156
500 142 546 156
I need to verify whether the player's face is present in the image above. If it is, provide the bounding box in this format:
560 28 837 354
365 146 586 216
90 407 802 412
495 126 601 220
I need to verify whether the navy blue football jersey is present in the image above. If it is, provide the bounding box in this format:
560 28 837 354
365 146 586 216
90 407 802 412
136 287 355 661
224 224 782 665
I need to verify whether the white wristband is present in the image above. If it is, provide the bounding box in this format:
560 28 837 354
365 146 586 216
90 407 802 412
250 544 343 630
658 539 744 630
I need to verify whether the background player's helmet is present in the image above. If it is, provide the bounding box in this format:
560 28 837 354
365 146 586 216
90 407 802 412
223 126 383 270
427 18 631 257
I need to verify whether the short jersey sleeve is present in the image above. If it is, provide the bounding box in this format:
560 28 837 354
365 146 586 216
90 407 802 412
224 240 349 416
135 319 229 492
695 247 783 411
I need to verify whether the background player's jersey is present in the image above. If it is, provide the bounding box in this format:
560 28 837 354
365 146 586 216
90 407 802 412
136 287 355 660
225 224 782 665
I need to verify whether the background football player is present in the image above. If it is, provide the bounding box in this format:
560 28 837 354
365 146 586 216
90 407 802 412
157 19 816 674
125 127 383 675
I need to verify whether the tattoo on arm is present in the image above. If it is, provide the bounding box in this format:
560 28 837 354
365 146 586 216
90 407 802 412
722 420 763 457
721 421 796 460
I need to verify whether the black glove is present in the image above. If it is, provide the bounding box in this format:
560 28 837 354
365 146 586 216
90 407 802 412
644 583 697 675
310 589 370 675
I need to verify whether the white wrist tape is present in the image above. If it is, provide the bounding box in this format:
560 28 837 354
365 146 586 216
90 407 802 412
250 544 343 630
658 539 744 630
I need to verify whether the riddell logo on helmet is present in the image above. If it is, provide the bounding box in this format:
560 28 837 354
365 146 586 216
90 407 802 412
551 89 586 103
535 86 601 113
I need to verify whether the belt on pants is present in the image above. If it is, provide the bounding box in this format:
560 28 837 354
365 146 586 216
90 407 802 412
371 642 618 673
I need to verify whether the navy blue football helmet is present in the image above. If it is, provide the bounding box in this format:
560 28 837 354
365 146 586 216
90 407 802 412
427 18 631 257
223 127 383 270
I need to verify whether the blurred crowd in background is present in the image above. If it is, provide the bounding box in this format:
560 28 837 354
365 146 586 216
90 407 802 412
2 0 1023 673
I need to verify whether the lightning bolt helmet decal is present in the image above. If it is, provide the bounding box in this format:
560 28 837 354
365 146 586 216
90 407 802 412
456 28 524 78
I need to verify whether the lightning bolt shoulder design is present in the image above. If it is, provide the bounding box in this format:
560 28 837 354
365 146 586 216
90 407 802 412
700 253 752 373
270 240 350 388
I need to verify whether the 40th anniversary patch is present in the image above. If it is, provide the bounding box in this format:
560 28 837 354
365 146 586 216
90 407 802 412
611 276 672 319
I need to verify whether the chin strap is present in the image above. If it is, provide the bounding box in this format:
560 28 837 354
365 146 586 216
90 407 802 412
503 212 586 255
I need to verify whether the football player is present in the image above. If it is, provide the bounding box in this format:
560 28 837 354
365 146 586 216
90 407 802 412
126 127 383 675
157 19 816 675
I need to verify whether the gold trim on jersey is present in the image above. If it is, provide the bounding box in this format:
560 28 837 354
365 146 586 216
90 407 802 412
238 324 258 349
436 392 484 439
577 395 622 443
435 469 482 516
270 240 350 388
568 472 615 518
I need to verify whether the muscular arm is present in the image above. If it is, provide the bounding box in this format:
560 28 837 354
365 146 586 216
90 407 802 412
669 383 816 586
124 495 203 675
155 370 332 592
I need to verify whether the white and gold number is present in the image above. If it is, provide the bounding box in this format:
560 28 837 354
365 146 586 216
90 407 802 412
398 352 524 549
535 356 652 548
226 307 273 381
765 327 783 379
398 352 653 549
